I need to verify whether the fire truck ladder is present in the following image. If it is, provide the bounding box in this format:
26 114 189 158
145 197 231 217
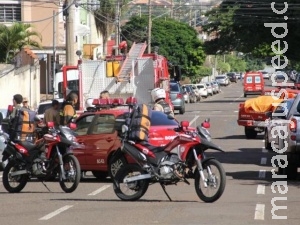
115 42 147 83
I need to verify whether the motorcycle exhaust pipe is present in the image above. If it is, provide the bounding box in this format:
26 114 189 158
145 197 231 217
123 173 152 183
10 170 28 177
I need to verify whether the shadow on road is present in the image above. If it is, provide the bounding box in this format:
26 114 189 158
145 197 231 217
199 100 245 104
214 134 264 140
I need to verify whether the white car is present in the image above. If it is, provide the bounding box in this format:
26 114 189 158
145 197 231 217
185 84 201 101
205 82 213 96
261 71 270 79
196 83 208 98
36 98 64 120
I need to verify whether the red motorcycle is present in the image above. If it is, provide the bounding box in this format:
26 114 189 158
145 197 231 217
2 121 83 193
112 115 226 202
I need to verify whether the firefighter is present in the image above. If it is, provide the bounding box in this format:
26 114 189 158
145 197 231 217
44 99 60 127
60 92 78 125
151 88 175 117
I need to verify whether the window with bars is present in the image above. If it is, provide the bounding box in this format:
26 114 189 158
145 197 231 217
0 4 21 22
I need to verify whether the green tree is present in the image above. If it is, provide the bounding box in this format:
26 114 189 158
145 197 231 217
0 23 42 63
203 0 300 62
121 16 206 77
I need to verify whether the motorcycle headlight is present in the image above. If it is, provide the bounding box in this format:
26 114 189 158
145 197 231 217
122 124 128 134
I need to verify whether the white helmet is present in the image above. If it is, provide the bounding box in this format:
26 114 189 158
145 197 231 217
85 98 95 108
151 88 166 102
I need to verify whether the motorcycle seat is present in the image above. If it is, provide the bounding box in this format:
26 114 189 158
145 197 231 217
139 141 165 153
19 141 36 151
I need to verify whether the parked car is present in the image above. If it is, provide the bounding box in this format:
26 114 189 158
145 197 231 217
260 71 270 79
205 82 214 96
196 83 208 98
182 85 197 103
185 84 201 101
169 81 185 114
227 72 237 83
211 81 220 94
215 75 229 86
73 109 180 179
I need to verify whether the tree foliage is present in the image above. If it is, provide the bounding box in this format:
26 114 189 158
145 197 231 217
203 0 300 62
0 23 42 63
121 16 206 77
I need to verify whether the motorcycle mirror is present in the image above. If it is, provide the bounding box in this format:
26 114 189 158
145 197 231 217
202 121 210 129
69 122 77 130
205 118 210 122
180 121 189 128
47 121 54 128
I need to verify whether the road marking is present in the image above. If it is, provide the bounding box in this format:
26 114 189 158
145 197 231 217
39 205 73 220
262 139 265 142
234 110 238 113
260 157 267 165
262 147 268 153
256 185 265 195
189 115 199 125
259 170 266 178
88 185 111 196
254 204 265 220
230 94 243 104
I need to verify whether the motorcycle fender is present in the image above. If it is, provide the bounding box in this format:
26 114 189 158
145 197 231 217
193 157 216 175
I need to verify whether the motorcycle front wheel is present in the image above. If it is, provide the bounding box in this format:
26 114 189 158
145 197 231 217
3 161 28 193
194 159 226 203
113 164 149 201
59 155 81 193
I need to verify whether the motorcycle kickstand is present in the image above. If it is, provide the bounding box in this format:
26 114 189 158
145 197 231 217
41 181 51 192
160 183 172 202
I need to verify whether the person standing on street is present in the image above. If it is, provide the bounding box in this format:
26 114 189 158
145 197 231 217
11 94 23 119
44 100 60 127
151 88 175 118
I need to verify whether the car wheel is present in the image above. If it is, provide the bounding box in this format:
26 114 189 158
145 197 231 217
245 127 257 139
244 93 247 97
179 106 185 114
264 130 272 150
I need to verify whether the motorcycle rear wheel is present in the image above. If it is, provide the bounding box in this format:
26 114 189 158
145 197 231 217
59 155 81 193
3 162 28 193
194 159 226 203
113 164 149 201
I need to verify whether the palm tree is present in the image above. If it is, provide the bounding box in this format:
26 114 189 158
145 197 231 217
0 23 42 63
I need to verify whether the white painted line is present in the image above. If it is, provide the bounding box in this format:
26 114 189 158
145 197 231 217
234 111 238 113
39 205 73 220
259 170 266 178
256 185 265 195
262 139 265 142
189 115 199 125
254 204 265 220
262 147 268 153
88 185 111 196
260 157 267 165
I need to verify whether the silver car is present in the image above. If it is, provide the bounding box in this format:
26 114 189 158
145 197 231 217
215 75 229 86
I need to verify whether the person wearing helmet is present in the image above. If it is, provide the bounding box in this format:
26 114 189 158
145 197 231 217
85 98 96 112
151 88 174 117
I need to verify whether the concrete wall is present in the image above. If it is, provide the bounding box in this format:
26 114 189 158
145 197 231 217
0 64 40 110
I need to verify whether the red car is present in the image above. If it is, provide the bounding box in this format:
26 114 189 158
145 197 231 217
73 108 179 179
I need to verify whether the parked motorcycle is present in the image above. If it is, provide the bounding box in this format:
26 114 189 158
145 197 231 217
1 120 83 193
112 115 226 202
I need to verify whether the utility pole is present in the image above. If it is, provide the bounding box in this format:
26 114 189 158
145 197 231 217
115 1 120 55
65 0 76 65
148 0 152 54
52 10 56 98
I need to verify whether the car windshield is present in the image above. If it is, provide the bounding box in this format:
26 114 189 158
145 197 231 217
170 83 180 92
37 103 52 114
197 85 204 89
274 99 294 113
215 76 225 79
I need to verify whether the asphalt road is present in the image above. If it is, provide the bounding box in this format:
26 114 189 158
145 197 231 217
1 79 299 225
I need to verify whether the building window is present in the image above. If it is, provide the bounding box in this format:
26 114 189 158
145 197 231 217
0 4 21 22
